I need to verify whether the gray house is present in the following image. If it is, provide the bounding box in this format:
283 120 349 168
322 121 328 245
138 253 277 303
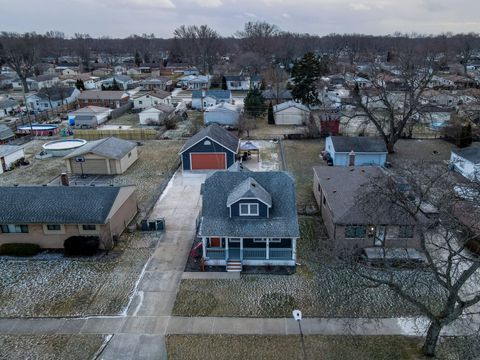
70 106 111 129
325 136 388 166
204 102 240 127
199 168 300 271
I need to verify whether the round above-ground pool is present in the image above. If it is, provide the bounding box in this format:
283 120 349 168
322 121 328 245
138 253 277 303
42 139 87 157
16 124 60 136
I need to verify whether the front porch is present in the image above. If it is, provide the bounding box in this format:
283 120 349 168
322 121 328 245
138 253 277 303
202 237 297 267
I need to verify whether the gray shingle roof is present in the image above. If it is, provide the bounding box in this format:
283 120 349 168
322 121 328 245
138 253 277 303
227 177 272 207
180 123 239 154
0 125 14 141
199 171 299 238
0 145 22 157
227 162 251 172
0 98 18 109
192 90 231 100
0 186 124 224
329 136 387 153
78 90 128 100
64 137 136 160
452 146 480 164
313 166 415 225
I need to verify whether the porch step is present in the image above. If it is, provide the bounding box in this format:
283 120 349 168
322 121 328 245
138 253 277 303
226 260 242 272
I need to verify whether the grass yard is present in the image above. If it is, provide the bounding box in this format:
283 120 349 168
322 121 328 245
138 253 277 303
0 334 106 360
107 112 141 127
0 232 158 317
166 335 480 360
246 116 307 140
173 217 439 318
283 139 325 210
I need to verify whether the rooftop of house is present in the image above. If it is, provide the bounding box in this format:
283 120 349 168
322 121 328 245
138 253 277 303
0 98 18 109
78 90 128 100
224 75 261 82
452 146 480 164
262 89 293 100
70 106 111 115
33 87 78 101
204 102 240 113
64 137 136 160
0 144 22 157
31 74 59 82
199 171 299 238
313 166 415 225
0 124 14 140
273 100 310 113
141 104 175 114
192 90 231 100
0 185 134 224
328 136 388 153
180 123 239 154
134 90 171 99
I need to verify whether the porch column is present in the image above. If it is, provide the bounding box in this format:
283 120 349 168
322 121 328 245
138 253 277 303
240 238 243 261
292 238 297 261
202 237 207 258
106 159 111 174
266 238 270 260
225 238 229 260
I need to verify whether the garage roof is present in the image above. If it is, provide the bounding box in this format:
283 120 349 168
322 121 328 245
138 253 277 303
64 137 136 160
180 123 239 154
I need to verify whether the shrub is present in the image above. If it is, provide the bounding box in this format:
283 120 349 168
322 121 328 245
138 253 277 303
0 243 41 256
64 236 99 256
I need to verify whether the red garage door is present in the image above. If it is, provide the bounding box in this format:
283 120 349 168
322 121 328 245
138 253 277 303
191 153 226 170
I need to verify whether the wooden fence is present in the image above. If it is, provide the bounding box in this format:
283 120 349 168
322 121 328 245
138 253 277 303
74 128 158 140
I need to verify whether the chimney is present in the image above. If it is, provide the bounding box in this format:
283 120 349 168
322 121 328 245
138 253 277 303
348 150 355 166
60 173 69 186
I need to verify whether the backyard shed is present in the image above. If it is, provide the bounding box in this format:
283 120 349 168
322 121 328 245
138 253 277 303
0 145 24 174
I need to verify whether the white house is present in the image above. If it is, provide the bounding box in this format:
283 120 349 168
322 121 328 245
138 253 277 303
26 87 80 112
139 104 175 125
204 103 241 127
325 136 388 166
70 106 112 129
0 98 19 118
451 147 480 180
224 75 262 91
55 66 78 76
101 75 134 90
192 90 232 110
178 75 210 90
133 91 172 110
273 101 310 125
0 145 25 174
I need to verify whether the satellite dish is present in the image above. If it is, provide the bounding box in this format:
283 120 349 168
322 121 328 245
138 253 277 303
292 309 302 321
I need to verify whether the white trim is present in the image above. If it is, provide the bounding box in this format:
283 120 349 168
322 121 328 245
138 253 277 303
226 197 272 208
179 135 238 155
43 224 66 235
189 152 227 170
239 203 259 216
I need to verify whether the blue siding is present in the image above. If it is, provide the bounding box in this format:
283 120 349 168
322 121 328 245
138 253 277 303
230 199 268 218
333 153 386 166
182 137 236 170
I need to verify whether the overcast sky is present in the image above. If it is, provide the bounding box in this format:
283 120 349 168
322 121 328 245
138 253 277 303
1 0 479 38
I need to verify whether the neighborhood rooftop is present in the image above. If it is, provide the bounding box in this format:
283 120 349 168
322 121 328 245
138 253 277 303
64 137 136 160
452 146 480 163
329 136 388 153
0 145 22 157
180 123 239 154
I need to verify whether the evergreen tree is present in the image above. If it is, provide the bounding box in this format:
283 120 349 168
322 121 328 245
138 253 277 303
134 50 142 67
267 101 275 124
244 87 266 119
291 52 328 108
111 78 120 91
221 76 227 90
75 79 85 90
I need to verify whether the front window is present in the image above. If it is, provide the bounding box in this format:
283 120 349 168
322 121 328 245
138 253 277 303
82 224 96 231
1 224 28 233
398 225 414 238
240 203 259 216
345 225 366 238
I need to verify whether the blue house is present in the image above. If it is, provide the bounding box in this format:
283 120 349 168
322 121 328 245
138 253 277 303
199 165 300 271
325 136 388 166
179 123 239 171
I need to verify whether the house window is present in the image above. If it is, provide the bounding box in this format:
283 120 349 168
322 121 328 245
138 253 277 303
139 100 143 104
46 224 61 231
398 225 414 238
345 225 366 238
82 225 96 231
1 224 29 233
239 203 259 216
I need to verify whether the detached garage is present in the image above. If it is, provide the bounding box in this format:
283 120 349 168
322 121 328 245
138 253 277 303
180 123 239 171
64 137 138 175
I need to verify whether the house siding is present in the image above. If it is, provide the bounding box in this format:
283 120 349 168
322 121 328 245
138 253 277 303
274 107 309 125
230 199 268 218
182 138 236 170
204 110 239 126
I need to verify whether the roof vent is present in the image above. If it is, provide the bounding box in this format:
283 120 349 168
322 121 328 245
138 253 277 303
252 183 256 187
332 190 337 193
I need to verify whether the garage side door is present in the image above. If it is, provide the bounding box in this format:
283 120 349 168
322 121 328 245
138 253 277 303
190 153 226 170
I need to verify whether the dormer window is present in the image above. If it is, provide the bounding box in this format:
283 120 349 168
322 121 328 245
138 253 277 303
240 203 259 216
204 140 211 145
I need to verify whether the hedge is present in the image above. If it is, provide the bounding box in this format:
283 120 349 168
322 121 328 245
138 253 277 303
64 236 99 256
0 243 41 256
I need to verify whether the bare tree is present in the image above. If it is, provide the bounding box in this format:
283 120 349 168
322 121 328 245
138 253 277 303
238 113 256 138
348 51 434 153
342 164 480 357
73 33 92 72
0 32 38 92
235 21 280 59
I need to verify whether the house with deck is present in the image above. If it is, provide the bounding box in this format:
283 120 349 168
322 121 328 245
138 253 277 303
325 136 388 166
199 168 299 271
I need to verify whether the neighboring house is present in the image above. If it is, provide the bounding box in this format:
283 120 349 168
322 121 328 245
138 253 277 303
273 101 310 125
133 90 172 110
0 74 14 89
101 75 134 90
54 66 78 76
70 106 112 129
61 74 101 90
141 77 173 91
26 87 80 111
92 68 113 77
325 136 388 166
0 125 15 144
0 98 19 118
0 145 24 174
77 90 130 109
204 103 241 127
191 90 232 110
262 89 293 104
178 75 210 90
179 123 239 171
224 75 262 91
29 74 60 90
450 146 480 181
126 68 142 76
0 185 137 250
139 104 175 125
199 168 300 271
64 137 138 175
313 166 422 252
